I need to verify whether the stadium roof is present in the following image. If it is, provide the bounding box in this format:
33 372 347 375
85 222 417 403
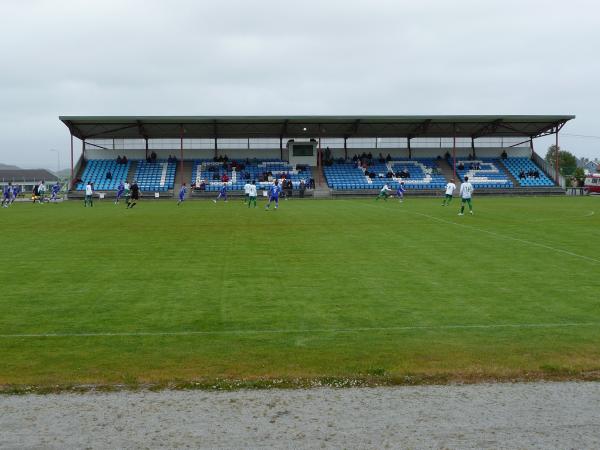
0 169 58 182
59 115 574 140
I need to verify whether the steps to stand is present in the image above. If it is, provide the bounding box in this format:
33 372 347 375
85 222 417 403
436 159 457 183
173 161 194 198
498 160 520 186
313 165 332 198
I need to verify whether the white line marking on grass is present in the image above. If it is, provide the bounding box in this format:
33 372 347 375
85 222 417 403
1 322 598 338
413 212 600 264
584 210 595 217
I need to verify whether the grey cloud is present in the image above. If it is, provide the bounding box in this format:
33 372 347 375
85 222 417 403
0 0 598 168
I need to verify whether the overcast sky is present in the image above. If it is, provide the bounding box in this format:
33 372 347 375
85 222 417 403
1 0 599 169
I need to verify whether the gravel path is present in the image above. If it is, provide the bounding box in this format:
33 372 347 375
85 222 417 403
1 382 599 449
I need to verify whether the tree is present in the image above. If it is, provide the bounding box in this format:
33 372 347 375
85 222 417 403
573 167 586 187
545 145 577 176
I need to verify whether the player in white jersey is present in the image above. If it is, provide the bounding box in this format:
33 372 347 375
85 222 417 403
376 184 392 201
442 179 456 206
458 176 474 216
243 181 252 204
247 180 258 208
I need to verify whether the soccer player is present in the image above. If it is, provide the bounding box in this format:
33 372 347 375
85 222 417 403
247 180 257 208
376 183 391 201
265 180 281 210
213 184 227 203
50 181 60 202
115 181 125 204
458 176 474 216
37 181 46 204
243 180 252 204
123 181 131 205
2 182 13 208
84 181 94 207
442 179 456 206
177 183 187 206
11 184 20 204
396 181 406 203
31 183 39 203
127 180 140 208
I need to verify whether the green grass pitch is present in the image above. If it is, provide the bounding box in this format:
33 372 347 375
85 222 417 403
1 195 599 389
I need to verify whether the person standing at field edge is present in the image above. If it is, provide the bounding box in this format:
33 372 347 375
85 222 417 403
442 179 456 206
458 176 474 216
84 182 94 207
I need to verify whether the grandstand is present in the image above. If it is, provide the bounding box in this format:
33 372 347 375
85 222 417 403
60 115 573 198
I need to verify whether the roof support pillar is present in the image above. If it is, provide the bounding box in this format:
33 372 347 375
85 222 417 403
407 137 412 159
214 138 218 159
529 137 534 159
471 137 476 158
82 139 86 161
452 124 457 180
180 125 184 186
280 137 283 161
555 127 560 184
70 133 74 188
145 138 149 160
318 138 322 168
344 137 347 160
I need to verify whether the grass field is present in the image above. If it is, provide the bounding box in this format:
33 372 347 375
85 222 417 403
1 195 599 390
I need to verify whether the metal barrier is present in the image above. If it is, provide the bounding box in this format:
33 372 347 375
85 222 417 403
566 187 586 196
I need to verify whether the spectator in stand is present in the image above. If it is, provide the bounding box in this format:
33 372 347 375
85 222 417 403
299 180 306 198
309 178 315 189
150 151 157 163
519 170 526 179
221 173 229 183
378 153 385 163
122 155 128 164
106 170 112 180
386 153 392 162
458 162 465 170
116 155 122 164
501 150 508 159
352 154 358 162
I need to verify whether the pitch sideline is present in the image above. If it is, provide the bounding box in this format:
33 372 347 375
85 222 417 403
0 322 599 338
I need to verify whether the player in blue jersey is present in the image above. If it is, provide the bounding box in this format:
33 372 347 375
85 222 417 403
2 182 13 208
50 182 61 202
11 184 20 204
115 181 125 204
265 180 281 210
213 184 227 203
396 181 405 203
177 183 187 206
